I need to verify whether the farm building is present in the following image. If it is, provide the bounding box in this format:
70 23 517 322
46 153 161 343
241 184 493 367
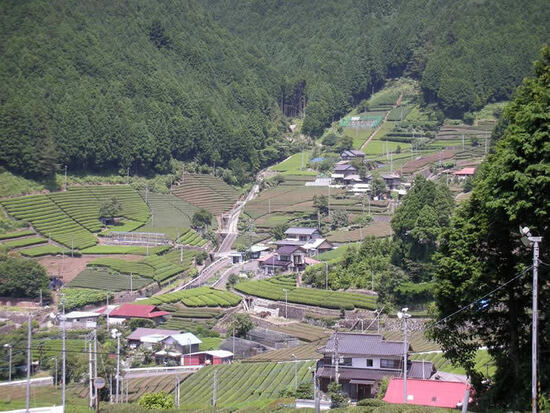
127 327 182 349
316 332 435 402
247 243 270 259
182 350 234 366
383 378 471 408
154 332 203 365
453 167 476 179
340 150 365 161
104 303 170 324
302 238 334 256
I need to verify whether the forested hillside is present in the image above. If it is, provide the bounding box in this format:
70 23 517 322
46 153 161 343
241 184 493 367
0 0 286 179
1 0 548 179
210 0 549 135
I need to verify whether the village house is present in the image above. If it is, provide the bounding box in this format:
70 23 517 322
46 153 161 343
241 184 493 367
154 332 203 365
126 327 182 349
182 350 234 366
316 333 435 402
60 311 101 329
340 149 365 161
381 173 401 190
302 238 334 256
103 303 170 324
259 245 307 274
284 227 322 242
331 164 358 183
452 167 476 180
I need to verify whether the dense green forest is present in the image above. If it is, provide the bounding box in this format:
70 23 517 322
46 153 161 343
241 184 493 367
1 0 548 179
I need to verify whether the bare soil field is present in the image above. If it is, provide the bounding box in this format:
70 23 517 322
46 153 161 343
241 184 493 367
37 254 144 283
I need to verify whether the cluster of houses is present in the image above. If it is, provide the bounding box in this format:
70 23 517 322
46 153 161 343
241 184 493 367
57 303 233 367
315 331 472 409
255 227 334 275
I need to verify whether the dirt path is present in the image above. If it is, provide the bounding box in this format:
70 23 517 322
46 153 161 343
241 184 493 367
360 92 403 151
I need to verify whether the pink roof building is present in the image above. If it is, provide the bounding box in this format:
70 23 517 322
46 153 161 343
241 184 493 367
384 378 471 408
453 167 476 176
107 303 170 319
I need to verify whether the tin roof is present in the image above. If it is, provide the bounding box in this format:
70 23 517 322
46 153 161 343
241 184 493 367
320 332 410 356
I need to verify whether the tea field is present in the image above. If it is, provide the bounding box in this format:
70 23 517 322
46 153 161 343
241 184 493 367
140 286 241 308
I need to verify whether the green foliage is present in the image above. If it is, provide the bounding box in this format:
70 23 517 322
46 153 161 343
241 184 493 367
330 209 349 230
270 222 289 240
328 382 349 408
377 376 391 399
313 194 329 216
62 288 112 311
138 392 174 410
370 174 387 199
430 47 550 409
139 286 241 308
99 196 122 219
191 208 213 230
229 313 253 338
0 256 50 298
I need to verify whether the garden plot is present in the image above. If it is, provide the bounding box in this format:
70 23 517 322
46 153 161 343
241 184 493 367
177 360 315 409
172 173 239 216
235 275 377 310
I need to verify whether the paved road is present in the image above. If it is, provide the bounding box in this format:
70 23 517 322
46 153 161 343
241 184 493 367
176 256 232 290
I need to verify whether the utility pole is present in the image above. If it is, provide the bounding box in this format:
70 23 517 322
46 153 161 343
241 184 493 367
26 314 32 413
325 262 328 290
64 165 68 190
89 339 94 409
94 330 98 412
398 308 411 404
334 331 339 385
292 354 297 390
5 344 13 382
180 246 183 263
130 273 133 294
115 333 121 403
283 288 288 318
212 370 218 407
53 357 57 389
106 293 110 327
61 297 66 411
232 326 235 358
39 289 42 307
175 375 180 407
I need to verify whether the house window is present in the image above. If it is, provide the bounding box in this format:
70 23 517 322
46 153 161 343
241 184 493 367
380 359 401 369
279 255 290 261
341 358 352 366
366 359 373 367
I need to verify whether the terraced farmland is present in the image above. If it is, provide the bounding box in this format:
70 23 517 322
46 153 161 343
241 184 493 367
177 360 315 409
20 245 69 257
67 268 152 291
141 286 241 307
172 173 239 215
1 195 98 249
235 275 377 310
411 349 494 376
247 341 326 362
0 185 150 250
382 330 440 352
0 230 35 240
80 245 170 255
178 227 208 247
269 323 330 342
1 236 46 249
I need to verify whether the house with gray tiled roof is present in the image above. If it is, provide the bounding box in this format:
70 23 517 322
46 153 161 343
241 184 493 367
316 332 435 402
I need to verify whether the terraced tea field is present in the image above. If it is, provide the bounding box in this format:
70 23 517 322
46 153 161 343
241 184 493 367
269 323 330 342
247 341 326 362
141 286 241 307
172 173 239 215
80 245 170 255
235 275 377 310
177 360 315 409
20 245 70 257
411 349 494 376
0 185 149 250
0 236 46 249
67 268 152 291
178 227 208 247
0 230 35 240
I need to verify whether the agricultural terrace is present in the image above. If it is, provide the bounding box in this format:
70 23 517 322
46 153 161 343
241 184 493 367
0 236 46 250
177 360 315 410
235 275 377 310
140 286 241 308
268 322 330 342
67 268 151 291
382 330 440 353
20 245 69 257
88 253 190 284
247 341 326 362
79 245 170 255
62 288 112 311
411 349 494 376
178 227 208 247
0 185 149 249
137 191 213 239
0 230 35 240
157 304 223 319
271 151 316 176
172 173 239 216
73 374 191 403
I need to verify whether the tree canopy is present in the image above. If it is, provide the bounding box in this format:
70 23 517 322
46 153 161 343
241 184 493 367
0 256 50 298
430 46 550 409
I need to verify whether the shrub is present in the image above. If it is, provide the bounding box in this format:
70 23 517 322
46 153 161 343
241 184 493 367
137 392 174 409
357 398 386 407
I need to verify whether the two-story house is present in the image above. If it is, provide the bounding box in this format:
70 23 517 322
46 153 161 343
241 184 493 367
316 333 435 402
284 227 322 242
259 245 307 274
332 164 358 183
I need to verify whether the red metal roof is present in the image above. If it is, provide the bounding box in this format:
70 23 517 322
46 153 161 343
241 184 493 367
384 378 470 408
108 303 170 319
453 167 476 176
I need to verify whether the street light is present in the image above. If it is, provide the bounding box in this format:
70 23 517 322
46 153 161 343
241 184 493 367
397 308 411 404
111 329 122 404
520 226 542 413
